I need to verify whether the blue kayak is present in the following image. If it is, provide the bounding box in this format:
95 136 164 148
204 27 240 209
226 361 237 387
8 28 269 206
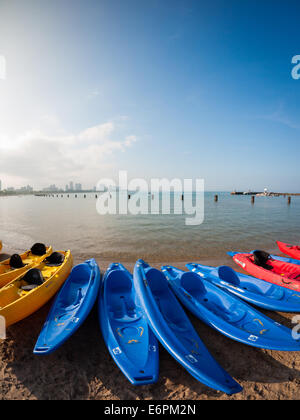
134 260 242 395
162 265 300 351
228 251 300 266
186 263 300 312
99 263 159 385
34 259 100 355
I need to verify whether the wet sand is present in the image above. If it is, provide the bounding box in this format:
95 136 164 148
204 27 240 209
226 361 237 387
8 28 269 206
0 252 299 400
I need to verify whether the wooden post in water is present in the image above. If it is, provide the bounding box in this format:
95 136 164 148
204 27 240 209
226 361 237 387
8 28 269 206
214 194 218 202
181 194 184 201
251 196 255 204
288 196 291 205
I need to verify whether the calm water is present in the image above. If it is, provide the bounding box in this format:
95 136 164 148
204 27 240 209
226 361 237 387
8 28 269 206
0 192 300 263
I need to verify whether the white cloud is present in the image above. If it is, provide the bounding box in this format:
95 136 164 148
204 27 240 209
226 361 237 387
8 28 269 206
0 119 137 189
78 122 114 142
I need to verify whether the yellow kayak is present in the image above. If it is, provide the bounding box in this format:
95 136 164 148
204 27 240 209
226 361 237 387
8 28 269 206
0 250 73 327
0 243 52 288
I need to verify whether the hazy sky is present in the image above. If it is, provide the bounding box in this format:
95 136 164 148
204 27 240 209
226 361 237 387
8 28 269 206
0 0 300 191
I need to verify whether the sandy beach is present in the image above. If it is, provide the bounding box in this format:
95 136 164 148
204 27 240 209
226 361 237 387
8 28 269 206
1 0 300 403
0 252 299 401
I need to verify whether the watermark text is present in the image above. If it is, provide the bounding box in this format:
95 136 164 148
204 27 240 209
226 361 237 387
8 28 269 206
0 55 6 80
291 55 300 80
96 171 204 226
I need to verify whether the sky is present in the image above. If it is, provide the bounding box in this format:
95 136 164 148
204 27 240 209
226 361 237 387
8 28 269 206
0 0 299 192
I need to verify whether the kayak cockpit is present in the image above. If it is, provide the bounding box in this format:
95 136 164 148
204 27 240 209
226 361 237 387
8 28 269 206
107 270 141 321
250 251 300 279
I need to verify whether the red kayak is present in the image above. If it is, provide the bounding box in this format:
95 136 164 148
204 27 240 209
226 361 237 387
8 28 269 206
277 241 300 260
231 250 300 291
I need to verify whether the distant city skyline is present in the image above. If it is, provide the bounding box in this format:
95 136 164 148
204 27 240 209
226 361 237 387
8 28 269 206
42 181 84 192
0 177 288 195
0 178 86 192
0 182 33 192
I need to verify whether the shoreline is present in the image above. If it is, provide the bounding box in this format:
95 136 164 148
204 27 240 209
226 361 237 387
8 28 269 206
0 244 281 270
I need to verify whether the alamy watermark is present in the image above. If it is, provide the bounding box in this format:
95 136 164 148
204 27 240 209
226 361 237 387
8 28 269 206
292 315 300 340
0 316 6 339
0 55 6 80
96 171 204 226
291 55 300 80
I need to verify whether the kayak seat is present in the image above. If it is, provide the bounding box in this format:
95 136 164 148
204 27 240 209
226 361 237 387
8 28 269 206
202 296 229 318
69 264 91 284
9 254 25 269
56 265 92 311
226 305 247 324
108 295 140 321
107 271 139 320
263 284 284 300
252 250 273 270
22 268 44 286
45 252 65 266
59 287 84 310
54 288 85 321
21 284 39 291
203 295 246 324
146 268 169 295
239 281 263 294
217 266 240 286
123 295 138 318
107 270 132 294
180 272 206 297
31 243 47 256
146 269 191 332
156 295 190 333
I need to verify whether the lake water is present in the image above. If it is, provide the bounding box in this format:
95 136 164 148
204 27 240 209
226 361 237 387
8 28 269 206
0 192 299 264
